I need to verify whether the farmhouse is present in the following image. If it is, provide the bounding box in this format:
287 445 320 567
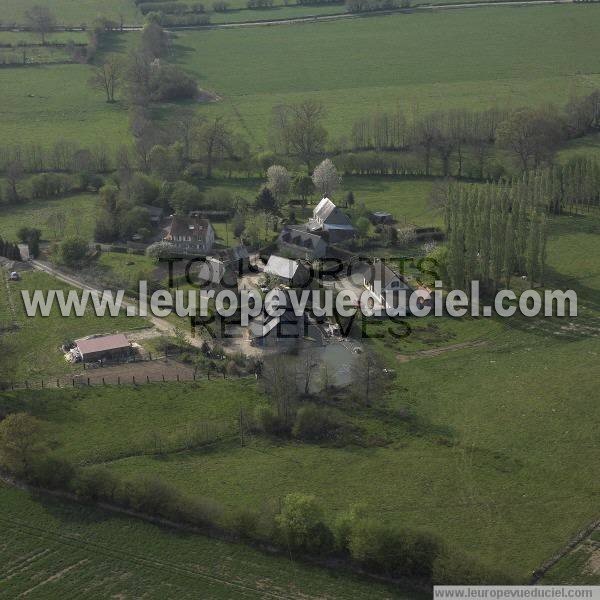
75 333 132 363
307 198 355 243
277 226 328 260
194 257 238 288
263 255 310 287
364 260 413 312
249 289 306 347
163 215 215 255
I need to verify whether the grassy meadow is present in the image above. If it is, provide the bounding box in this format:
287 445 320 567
3 5 600 152
2 210 599 581
0 0 140 26
167 5 600 147
0 269 148 383
0 484 412 599
0 193 99 241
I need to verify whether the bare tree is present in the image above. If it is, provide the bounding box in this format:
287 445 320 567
196 117 232 178
351 348 382 407
89 55 123 103
261 354 298 425
274 101 328 170
6 160 24 203
24 6 56 45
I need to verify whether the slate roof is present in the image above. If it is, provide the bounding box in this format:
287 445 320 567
279 226 325 250
165 216 212 241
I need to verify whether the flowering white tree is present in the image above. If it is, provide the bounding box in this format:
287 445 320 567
312 159 341 198
145 241 175 261
266 165 291 202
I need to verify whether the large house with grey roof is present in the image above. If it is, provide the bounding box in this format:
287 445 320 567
277 225 328 260
308 198 355 243
163 215 215 255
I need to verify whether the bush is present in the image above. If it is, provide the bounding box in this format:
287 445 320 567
30 456 75 489
292 404 343 442
227 508 260 539
72 466 120 502
122 475 181 517
57 236 89 266
348 519 443 580
275 492 334 554
150 65 199 102
254 405 290 436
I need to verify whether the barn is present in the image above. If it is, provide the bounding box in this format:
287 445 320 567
75 333 132 363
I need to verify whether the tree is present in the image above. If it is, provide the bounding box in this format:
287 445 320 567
293 173 314 206
345 190 355 208
0 413 47 477
255 185 277 213
6 160 23 204
312 159 341 198
497 108 565 171
58 236 89 266
275 493 333 553
355 216 371 242
276 101 328 169
352 348 381 406
169 181 203 214
196 117 232 179
266 165 291 203
17 227 41 258
89 55 122 103
140 22 169 58
24 6 56 45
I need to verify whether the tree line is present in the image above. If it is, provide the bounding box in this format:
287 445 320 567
442 176 550 292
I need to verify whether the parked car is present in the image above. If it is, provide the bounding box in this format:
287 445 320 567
9 272 20 281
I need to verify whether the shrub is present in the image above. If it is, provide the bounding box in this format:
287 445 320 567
254 405 290 436
150 65 198 102
275 492 334 554
292 404 343 442
122 475 180 516
72 466 120 502
30 456 75 489
349 519 443 580
227 508 260 539
57 236 89 266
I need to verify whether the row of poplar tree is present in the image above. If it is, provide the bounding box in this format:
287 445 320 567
444 156 600 292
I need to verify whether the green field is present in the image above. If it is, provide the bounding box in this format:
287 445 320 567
0 193 99 242
169 5 600 147
0 62 129 150
542 530 600 585
3 5 600 152
0 269 148 383
2 211 598 581
0 484 412 599
0 0 140 26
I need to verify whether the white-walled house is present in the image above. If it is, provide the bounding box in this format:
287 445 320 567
163 215 215 255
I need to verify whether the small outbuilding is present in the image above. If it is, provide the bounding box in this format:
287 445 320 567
370 211 394 225
75 333 132 363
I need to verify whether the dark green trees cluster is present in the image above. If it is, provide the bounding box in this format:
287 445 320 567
544 156 600 215
444 177 549 291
